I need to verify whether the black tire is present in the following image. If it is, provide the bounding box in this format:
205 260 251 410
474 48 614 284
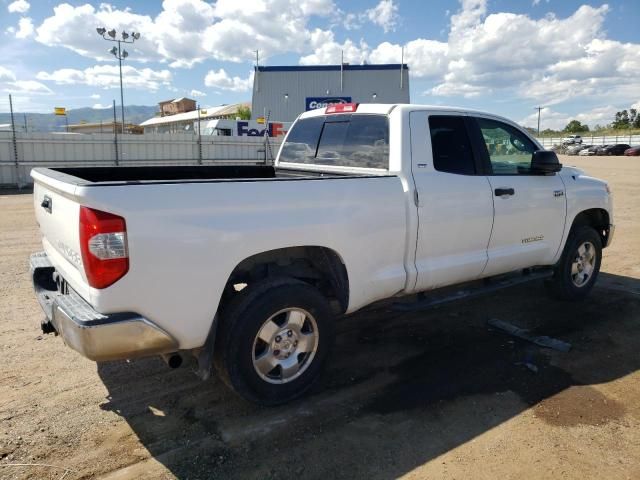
213 277 334 405
545 225 602 301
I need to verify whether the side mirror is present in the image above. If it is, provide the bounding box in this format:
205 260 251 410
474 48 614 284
531 150 562 175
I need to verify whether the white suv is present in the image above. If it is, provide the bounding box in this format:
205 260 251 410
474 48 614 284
563 135 583 145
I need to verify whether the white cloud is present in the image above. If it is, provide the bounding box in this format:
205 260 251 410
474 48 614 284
519 105 623 130
299 29 369 65
92 103 112 109
370 39 448 78
0 67 52 98
2 80 52 95
189 89 206 97
365 0 399 33
36 3 158 63
34 0 335 67
24 0 640 116
90 93 100 99
424 1 640 105
8 0 30 14
37 65 172 91
0 66 16 82
299 0 335 16
15 17 34 39
204 68 254 92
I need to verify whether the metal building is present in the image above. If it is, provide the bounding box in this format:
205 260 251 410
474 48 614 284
251 64 410 122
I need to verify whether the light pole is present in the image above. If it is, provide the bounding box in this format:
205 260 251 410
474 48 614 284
97 27 140 133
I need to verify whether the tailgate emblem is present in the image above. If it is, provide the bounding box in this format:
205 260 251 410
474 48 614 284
57 240 82 266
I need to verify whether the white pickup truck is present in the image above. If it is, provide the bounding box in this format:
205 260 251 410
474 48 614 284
30 103 614 405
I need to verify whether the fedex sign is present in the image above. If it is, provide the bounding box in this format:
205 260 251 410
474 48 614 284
237 121 287 137
305 96 352 111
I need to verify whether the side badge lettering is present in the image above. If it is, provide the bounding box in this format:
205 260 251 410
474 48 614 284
522 235 544 244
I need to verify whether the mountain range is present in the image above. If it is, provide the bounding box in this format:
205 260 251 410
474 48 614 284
0 105 158 132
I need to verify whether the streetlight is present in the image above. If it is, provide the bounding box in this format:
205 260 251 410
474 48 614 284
97 27 140 133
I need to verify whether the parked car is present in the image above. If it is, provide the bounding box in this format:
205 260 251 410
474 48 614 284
562 135 583 145
623 145 640 156
597 144 631 156
29 103 615 405
566 144 591 155
579 145 600 156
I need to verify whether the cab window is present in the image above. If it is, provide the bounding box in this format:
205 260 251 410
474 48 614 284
476 118 537 175
428 115 476 175
279 115 389 169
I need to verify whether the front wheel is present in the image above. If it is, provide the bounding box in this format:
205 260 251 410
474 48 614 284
545 226 602 301
214 278 334 405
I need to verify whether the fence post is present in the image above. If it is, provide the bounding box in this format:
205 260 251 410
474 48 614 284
197 105 202 165
8 94 21 188
113 100 119 166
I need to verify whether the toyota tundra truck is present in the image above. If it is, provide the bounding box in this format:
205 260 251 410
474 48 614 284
30 103 614 405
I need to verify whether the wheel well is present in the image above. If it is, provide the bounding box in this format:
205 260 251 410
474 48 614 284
571 208 611 247
223 247 349 314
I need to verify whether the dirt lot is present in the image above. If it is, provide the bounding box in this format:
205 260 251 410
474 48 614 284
1 155 639 479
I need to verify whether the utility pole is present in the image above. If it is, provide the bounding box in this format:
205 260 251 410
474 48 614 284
534 106 543 136
97 27 140 134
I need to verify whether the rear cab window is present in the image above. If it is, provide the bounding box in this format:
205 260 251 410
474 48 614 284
279 114 389 170
428 115 476 175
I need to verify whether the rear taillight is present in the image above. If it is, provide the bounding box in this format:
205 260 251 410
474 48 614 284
79 206 128 289
326 103 358 114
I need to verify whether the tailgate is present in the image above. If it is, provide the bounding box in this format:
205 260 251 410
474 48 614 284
32 170 90 299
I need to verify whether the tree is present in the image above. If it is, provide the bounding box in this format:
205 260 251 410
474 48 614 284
612 109 630 129
236 105 251 120
563 120 589 133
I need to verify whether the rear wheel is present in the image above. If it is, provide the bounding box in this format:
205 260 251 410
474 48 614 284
214 278 334 405
545 226 602 301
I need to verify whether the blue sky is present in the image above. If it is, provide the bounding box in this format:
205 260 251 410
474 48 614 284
0 0 638 129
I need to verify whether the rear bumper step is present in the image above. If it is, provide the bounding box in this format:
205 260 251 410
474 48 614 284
30 252 178 361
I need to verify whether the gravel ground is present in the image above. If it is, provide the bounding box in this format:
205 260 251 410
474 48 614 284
1 155 639 479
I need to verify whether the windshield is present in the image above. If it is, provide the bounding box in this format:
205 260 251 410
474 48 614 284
279 114 389 169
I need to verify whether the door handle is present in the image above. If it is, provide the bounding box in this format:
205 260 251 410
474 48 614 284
494 187 515 197
41 196 52 213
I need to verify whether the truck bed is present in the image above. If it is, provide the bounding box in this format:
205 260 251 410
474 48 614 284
31 162 407 350
37 165 378 186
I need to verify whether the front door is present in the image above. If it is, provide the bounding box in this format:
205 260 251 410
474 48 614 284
471 116 567 276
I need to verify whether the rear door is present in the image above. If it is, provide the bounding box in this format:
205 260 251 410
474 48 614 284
409 112 494 291
469 117 566 275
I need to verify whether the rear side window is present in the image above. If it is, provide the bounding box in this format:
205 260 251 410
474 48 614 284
279 115 389 169
428 116 476 175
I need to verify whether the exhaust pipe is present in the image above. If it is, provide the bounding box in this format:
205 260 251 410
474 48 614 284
161 352 183 369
